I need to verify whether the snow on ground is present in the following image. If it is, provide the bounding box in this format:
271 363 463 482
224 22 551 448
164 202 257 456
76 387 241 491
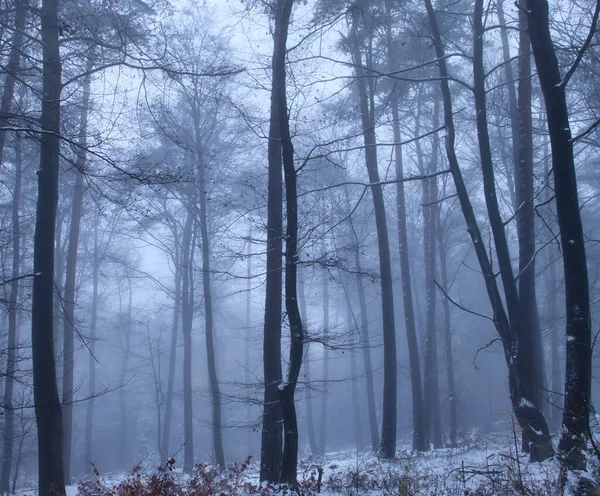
18 428 591 495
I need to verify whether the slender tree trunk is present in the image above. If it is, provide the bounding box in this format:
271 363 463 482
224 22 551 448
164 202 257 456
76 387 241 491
317 258 329 456
161 241 180 463
526 0 592 470
346 300 364 452
422 94 442 449
83 206 100 473
473 0 552 459
0 133 22 495
437 210 457 447
298 267 318 455
424 0 553 462
349 10 397 459
260 0 284 482
31 0 66 491
0 0 29 166
119 279 133 470
245 227 253 454
383 3 426 450
194 125 225 470
496 0 519 210
345 198 379 452
181 203 195 473
62 48 94 480
273 0 305 485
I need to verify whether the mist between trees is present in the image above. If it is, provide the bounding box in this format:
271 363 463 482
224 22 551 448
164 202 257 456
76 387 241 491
0 0 599 493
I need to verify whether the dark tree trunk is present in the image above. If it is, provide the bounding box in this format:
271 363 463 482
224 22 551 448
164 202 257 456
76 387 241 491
181 204 195 473
260 0 285 483
0 0 29 166
473 0 552 460
526 0 592 470
0 133 22 495
272 0 304 485
62 49 94 480
424 0 553 462
31 0 66 492
349 10 397 459
516 0 546 442
194 129 225 470
422 94 442 449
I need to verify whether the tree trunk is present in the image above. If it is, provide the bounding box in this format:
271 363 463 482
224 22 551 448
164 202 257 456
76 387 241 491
298 267 319 455
273 0 304 485
0 0 29 166
349 10 397 459
383 2 427 451
161 240 180 463
0 132 22 495
260 0 285 482
526 0 592 470
119 279 133 470
245 227 254 454
516 0 546 445
83 206 100 473
62 48 94 480
317 257 329 457
194 124 225 470
181 203 195 473
496 0 519 210
437 208 457 447
422 94 443 449
344 187 379 452
424 0 553 462
31 0 66 491
473 0 553 460
346 300 365 452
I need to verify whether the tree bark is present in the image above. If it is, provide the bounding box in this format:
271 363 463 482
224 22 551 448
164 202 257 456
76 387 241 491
526 0 592 470
259 0 285 482
349 10 397 459
31 0 66 491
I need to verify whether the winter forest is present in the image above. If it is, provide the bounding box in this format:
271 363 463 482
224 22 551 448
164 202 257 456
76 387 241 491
0 0 599 493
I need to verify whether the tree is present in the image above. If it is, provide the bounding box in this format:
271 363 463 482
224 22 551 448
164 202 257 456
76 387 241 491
31 0 66 492
348 5 398 459
526 0 597 471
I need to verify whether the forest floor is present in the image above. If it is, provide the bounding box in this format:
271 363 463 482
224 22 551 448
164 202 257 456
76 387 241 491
19 427 599 495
